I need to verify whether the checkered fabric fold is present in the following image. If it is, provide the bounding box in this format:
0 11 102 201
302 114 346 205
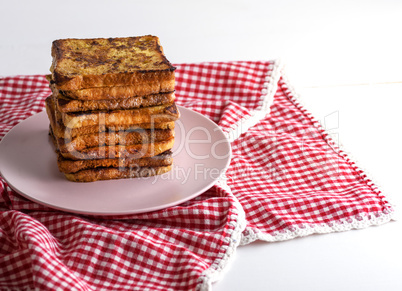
0 61 394 290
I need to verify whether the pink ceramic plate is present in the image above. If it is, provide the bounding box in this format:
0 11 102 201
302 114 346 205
0 106 231 215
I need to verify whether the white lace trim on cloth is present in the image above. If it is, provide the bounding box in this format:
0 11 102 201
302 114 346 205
225 60 284 142
197 62 283 290
197 179 247 291
240 69 396 245
197 61 396 289
241 211 395 245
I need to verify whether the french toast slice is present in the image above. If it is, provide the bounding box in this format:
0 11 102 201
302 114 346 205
54 90 175 112
51 80 175 100
47 76 175 101
57 150 173 174
56 128 174 152
45 96 175 138
49 127 175 161
57 137 175 160
60 103 180 129
50 35 175 91
63 165 172 182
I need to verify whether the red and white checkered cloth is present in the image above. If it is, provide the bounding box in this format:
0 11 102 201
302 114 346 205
0 61 394 290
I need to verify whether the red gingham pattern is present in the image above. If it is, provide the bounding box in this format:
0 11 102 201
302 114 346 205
0 62 394 290
226 79 392 243
0 75 50 137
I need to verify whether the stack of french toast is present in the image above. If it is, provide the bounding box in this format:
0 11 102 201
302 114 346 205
45 35 179 182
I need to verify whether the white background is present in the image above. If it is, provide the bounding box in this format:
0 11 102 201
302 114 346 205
1 0 401 290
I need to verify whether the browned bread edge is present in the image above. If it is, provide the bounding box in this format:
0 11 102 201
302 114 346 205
64 165 172 182
57 150 173 174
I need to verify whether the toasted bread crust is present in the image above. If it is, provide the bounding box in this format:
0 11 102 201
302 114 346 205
64 165 172 182
55 91 175 112
55 80 175 100
49 117 175 161
52 71 175 92
57 128 174 152
51 35 175 91
57 121 175 139
53 72 175 94
58 138 175 160
45 96 175 138
61 103 180 129
57 151 173 174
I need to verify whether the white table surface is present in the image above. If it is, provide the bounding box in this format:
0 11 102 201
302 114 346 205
1 1 401 290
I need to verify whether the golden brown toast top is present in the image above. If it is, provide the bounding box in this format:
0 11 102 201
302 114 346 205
51 35 175 88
